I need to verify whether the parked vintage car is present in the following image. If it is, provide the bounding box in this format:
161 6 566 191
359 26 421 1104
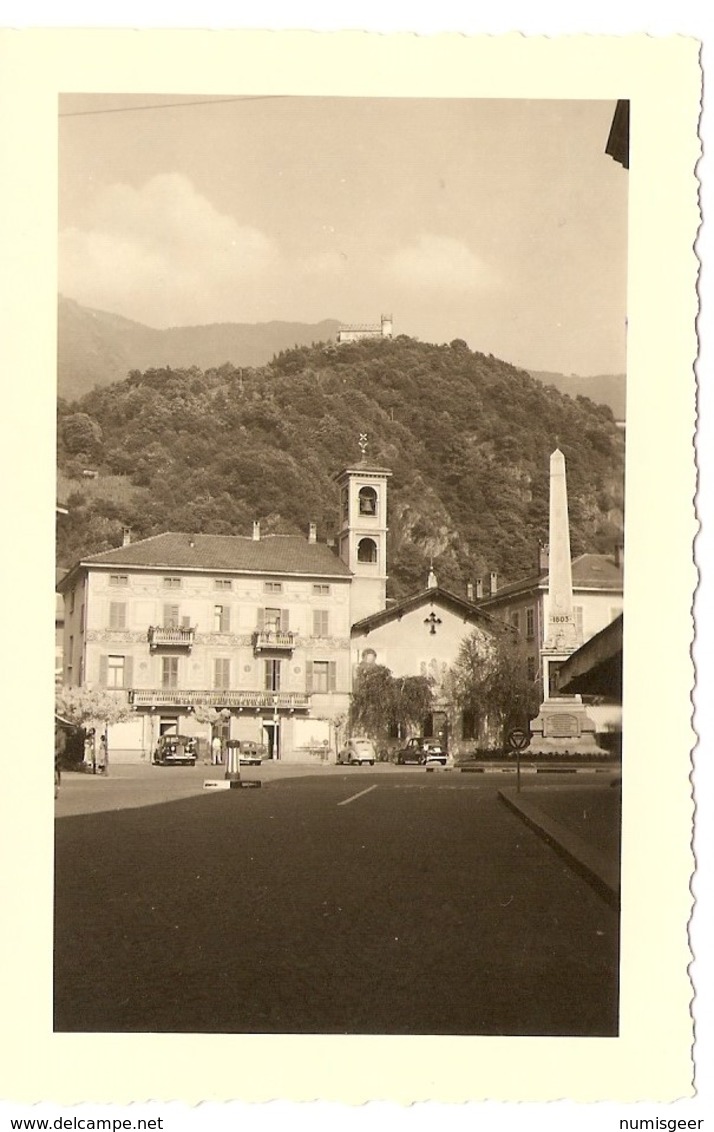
239 741 266 766
337 737 377 766
395 737 448 766
153 735 198 767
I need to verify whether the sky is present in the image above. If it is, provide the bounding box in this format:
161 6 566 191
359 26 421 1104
59 94 628 375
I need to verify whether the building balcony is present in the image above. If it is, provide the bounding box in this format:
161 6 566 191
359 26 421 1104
252 629 296 653
129 688 310 710
147 625 195 651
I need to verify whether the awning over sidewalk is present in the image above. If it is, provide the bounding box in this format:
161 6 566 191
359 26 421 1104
557 614 623 699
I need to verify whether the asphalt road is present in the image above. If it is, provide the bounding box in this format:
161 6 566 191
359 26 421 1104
54 771 619 1036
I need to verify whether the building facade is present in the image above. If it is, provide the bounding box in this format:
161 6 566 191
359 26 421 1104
351 580 510 748
58 528 353 764
476 549 624 699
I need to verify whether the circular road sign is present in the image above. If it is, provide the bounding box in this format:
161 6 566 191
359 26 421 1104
507 728 530 751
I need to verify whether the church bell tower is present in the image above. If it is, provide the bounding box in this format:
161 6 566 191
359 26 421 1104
335 435 392 624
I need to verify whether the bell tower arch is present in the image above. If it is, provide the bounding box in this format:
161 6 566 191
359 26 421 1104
334 439 392 624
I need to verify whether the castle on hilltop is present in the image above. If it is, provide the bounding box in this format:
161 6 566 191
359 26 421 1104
337 314 393 344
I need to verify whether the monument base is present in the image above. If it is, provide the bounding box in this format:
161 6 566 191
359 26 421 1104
529 695 609 757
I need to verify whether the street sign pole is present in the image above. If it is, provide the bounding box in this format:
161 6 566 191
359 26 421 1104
507 728 530 794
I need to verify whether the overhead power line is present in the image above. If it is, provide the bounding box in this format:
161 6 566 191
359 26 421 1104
59 95 285 118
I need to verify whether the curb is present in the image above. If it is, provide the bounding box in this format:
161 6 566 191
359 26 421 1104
498 788 620 908
460 764 619 775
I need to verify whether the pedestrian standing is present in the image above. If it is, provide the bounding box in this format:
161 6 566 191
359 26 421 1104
211 735 222 766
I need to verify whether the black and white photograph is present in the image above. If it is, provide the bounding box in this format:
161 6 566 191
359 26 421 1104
53 91 627 1038
0 24 703 1113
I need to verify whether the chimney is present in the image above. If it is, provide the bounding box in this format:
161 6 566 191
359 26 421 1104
122 527 132 547
475 577 484 600
308 522 317 544
489 571 498 596
538 541 549 572
614 542 624 568
252 521 260 541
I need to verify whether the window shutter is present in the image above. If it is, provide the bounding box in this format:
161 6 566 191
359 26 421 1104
328 661 337 692
222 606 231 632
312 610 319 636
164 604 179 627
99 655 108 685
181 615 191 629
305 661 313 693
281 608 289 632
257 607 265 630
124 656 134 688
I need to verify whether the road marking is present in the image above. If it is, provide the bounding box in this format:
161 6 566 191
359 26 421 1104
338 784 378 807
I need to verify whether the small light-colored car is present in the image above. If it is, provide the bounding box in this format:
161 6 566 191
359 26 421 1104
338 738 377 766
239 741 266 766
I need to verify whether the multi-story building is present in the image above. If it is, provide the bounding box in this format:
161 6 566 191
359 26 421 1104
476 547 624 699
58 524 354 763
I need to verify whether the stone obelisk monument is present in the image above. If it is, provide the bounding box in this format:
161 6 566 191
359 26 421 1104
529 449 604 756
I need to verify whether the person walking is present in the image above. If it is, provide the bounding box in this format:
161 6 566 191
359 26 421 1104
211 734 222 766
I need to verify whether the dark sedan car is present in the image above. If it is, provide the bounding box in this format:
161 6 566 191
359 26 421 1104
395 737 448 766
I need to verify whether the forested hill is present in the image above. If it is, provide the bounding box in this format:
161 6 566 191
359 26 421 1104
56 336 625 600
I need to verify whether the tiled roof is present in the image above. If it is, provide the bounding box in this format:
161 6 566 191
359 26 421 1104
351 585 514 635
479 553 623 605
68 532 353 579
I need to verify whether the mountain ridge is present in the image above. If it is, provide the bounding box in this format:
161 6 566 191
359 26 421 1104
58 296 626 418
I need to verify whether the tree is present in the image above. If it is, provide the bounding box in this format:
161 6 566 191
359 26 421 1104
55 686 133 775
350 663 434 743
446 630 539 749
61 412 103 457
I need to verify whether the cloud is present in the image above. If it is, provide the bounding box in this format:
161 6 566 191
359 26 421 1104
383 234 497 292
59 174 282 325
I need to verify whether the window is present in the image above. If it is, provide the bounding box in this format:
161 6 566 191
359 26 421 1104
109 574 128 587
214 658 231 689
510 611 521 632
213 604 231 632
67 635 74 677
357 537 378 563
107 655 125 688
163 604 180 628
109 602 126 630
306 660 337 693
358 486 377 516
163 577 182 589
214 578 232 591
161 656 179 688
260 607 289 633
527 655 537 682
79 604 85 633
313 610 330 637
526 607 535 640
313 583 331 596
264 659 281 691
69 589 75 615
264 581 283 594
99 654 133 688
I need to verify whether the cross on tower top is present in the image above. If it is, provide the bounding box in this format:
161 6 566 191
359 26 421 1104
358 433 368 457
